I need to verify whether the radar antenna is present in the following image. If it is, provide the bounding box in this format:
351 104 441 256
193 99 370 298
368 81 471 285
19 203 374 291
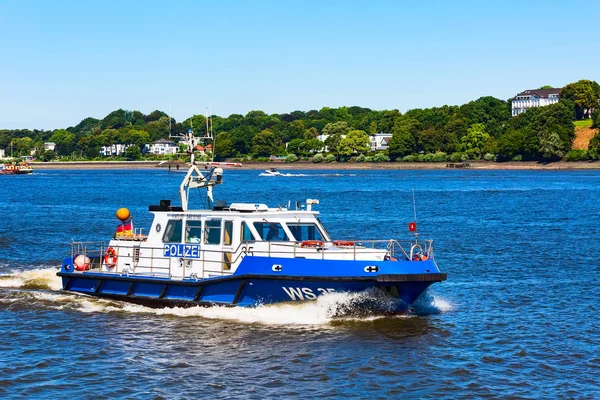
169 110 241 210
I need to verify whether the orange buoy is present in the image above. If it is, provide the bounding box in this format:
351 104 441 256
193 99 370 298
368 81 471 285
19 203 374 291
116 208 130 222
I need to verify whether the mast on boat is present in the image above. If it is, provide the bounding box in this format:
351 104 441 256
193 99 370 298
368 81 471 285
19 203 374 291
172 110 241 211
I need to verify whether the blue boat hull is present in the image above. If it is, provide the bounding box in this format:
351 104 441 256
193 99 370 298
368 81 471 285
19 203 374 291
57 256 446 313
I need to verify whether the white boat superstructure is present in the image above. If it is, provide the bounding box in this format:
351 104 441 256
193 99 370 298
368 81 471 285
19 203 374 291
96 199 405 280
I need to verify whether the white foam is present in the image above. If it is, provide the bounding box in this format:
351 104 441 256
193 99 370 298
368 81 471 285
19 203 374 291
0 268 453 325
430 296 454 312
108 291 415 326
411 292 455 314
0 266 63 291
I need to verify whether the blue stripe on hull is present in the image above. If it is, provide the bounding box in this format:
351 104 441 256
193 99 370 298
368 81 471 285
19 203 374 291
59 255 445 311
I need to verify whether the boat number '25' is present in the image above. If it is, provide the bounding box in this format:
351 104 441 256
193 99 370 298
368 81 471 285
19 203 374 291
282 287 336 300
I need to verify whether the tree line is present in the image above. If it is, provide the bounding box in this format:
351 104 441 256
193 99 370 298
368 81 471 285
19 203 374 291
1 79 598 162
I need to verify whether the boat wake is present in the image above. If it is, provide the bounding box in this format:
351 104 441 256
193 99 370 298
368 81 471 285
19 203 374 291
258 172 308 177
0 267 453 325
258 173 356 177
0 266 63 291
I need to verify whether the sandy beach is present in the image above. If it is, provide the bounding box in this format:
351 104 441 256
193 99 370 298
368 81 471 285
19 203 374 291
29 160 600 170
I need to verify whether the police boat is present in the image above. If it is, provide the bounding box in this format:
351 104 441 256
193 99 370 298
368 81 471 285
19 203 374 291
57 130 446 312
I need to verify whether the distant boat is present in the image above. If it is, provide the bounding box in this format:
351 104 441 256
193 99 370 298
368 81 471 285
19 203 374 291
0 161 33 175
260 167 283 176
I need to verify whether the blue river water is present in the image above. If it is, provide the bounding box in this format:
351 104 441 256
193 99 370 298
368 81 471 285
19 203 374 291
1 168 599 398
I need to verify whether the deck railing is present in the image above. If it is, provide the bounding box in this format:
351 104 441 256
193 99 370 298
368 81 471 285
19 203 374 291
69 238 434 279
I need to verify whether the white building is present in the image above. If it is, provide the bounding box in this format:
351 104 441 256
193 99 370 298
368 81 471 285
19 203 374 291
512 88 561 117
0 149 5 159
369 133 392 151
44 142 56 151
100 144 133 157
147 139 179 155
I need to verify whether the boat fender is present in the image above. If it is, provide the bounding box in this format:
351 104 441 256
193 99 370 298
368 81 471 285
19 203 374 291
333 240 355 247
74 254 91 271
104 247 118 269
301 240 324 247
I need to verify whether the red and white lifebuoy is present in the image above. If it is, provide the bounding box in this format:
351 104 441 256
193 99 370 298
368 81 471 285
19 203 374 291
104 247 118 269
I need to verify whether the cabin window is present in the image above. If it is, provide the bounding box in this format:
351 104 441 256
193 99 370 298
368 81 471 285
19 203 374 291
162 219 183 243
204 219 222 245
241 222 255 241
185 220 202 243
253 222 289 241
287 223 326 242
223 221 233 245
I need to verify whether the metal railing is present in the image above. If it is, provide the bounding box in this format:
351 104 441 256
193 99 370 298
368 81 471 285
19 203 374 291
68 237 434 279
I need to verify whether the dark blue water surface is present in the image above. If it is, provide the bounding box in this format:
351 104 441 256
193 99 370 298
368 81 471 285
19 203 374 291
1 168 599 398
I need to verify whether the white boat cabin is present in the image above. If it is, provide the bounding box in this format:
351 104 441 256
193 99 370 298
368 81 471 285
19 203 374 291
103 199 390 279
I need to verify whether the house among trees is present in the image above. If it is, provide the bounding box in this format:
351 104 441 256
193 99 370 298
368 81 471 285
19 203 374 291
146 139 178 155
44 142 56 151
0 149 5 159
511 88 561 116
100 144 134 156
195 143 212 155
369 133 393 151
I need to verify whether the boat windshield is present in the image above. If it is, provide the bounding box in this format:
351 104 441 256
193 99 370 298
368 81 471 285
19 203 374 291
287 223 326 242
253 222 289 241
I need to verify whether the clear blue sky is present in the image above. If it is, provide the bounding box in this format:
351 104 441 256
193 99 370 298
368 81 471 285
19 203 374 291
1 0 597 130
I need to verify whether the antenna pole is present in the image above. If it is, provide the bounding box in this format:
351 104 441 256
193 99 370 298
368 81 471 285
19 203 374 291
412 188 417 224
209 102 214 162
205 107 209 137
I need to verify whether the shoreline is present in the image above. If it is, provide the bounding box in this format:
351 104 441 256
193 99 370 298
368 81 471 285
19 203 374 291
30 160 600 170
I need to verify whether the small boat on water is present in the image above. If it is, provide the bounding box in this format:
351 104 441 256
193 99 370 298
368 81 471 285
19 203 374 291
0 161 33 175
260 167 283 176
57 129 446 312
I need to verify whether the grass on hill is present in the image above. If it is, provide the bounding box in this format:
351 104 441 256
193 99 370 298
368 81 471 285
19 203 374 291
574 119 594 128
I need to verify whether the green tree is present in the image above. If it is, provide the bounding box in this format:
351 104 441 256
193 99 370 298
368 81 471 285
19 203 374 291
588 133 600 159
287 138 304 155
377 110 401 132
77 135 101 158
37 149 56 162
460 123 490 159
560 80 599 119
49 129 76 155
252 129 278 157
388 118 419 160
324 134 342 158
126 129 151 151
280 120 305 142
101 109 129 129
124 145 142 160
338 130 370 156
146 116 171 141
303 138 324 154
322 121 352 137
538 130 565 160
213 132 235 160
